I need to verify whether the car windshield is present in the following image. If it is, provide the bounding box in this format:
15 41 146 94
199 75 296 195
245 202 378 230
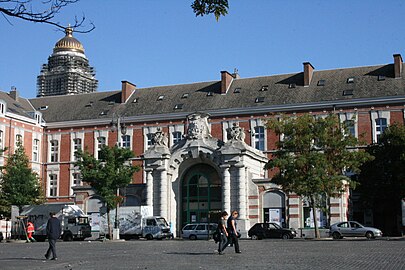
156 218 168 227
77 217 89 225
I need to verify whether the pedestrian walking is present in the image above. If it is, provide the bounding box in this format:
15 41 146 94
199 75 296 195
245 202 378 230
227 210 241 253
45 212 61 260
26 221 36 242
217 211 229 255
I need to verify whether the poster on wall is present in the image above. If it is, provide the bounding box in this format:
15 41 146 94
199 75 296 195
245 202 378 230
269 209 281 225
401 199 405 226
91 213 100 231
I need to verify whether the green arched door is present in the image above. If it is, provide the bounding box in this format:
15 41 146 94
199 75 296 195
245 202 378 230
181 164 221 226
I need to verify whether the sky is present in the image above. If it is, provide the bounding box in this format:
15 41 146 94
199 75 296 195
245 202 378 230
1 0 405 98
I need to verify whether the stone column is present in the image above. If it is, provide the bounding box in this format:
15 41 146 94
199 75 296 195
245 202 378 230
158 168 168 218
221 165 231 214
236 164 247 219
145 169 153 211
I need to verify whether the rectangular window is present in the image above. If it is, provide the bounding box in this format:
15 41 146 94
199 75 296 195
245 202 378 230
375 118 387 142
50 140 59 162
73 138 82 161
97 137 106 158
121 135 131 149
0 130 3 151
33 139 39 162
254 126 265 151
15 134 23 149
173 131 182 145
343 120 356 137
72 172 82 187
147 133 153 148
49 174 58 197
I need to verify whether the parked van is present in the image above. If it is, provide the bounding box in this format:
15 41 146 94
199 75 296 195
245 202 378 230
181 223 217 240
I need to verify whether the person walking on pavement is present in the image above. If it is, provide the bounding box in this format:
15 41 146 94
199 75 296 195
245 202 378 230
227 210 241 253
45 212 61 260
26 221 36 242
218 211 229 255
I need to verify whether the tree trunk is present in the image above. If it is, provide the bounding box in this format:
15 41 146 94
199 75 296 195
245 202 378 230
327 195 331 229
107 209 112 240
311 197 320 239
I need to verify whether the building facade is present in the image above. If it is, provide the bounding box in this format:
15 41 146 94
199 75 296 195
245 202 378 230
1 30 404 237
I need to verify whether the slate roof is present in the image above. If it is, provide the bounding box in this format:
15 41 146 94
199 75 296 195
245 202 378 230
0 91 36 120
12 62 405 125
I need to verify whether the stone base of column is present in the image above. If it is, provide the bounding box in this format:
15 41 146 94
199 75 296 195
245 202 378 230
236 219 251 239
112 228 120 240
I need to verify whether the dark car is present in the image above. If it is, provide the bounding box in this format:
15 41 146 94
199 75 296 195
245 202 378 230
248 222 296 240
0 232 3 242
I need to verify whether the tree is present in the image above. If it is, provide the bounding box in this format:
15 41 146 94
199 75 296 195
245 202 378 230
0 0 94 32
75 145 140 239
357 124 405 235
0 142 44 216
191 0 229 21
265 113 373 238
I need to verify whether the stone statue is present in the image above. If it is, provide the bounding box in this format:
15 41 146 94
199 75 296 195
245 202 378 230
152 127 168 146
228 122 246 142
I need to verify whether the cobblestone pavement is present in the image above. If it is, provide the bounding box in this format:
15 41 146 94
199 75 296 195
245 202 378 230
0 238 404 270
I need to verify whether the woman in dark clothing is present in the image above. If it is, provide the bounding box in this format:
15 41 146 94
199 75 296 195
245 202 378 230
45 212 61 260
227 210 241 253
218 211 229 255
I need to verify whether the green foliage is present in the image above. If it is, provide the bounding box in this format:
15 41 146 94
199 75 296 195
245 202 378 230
74 145 140 210
191 0 229 21
358 124 405 210
0 142 44 216
265 113 373 236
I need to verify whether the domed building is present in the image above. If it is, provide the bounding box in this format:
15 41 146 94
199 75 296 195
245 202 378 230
37 27 98 97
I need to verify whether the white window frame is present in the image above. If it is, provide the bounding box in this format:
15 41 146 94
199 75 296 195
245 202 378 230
48 173 58 197
71 132 84 161
250 119 267 151
32 139 39 162
169 124 185 146
143 126 159 150
94 130 108 159
121 134 131 149
70 172 82 195
339 112 358 138
371 111 390 143
49 140 59 162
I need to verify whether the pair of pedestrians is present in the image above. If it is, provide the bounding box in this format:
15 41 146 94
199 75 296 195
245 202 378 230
217 210 241 255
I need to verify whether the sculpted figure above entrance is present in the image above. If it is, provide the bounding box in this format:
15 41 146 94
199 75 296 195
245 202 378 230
186 112 211 140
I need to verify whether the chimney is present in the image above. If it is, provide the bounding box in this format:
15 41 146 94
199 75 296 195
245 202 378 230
220 71 234 94
394 54 403 78
303 62 315 87
9 86 19 101
121 81 136 103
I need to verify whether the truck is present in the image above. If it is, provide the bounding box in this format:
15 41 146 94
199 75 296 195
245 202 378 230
100 206 173 240
17 204 92 241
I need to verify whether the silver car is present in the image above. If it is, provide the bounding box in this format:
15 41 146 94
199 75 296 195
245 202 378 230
181 223 217 240
329 221 382 239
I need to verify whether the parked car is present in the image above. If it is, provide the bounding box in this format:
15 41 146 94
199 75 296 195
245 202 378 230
329 221 382 239
248 222 296 240
181 223 218 240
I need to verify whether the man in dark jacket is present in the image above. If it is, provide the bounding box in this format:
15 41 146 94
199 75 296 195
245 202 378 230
45 212 61 260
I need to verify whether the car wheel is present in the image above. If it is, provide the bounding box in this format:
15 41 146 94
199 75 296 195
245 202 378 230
189 235 197 240
251 234 259 240
332 232 341 240
282 234 290 240
145 234 153 240
365 231 374 239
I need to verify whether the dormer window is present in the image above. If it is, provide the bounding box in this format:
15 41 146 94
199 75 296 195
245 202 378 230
157 95 164 101
99 110 108 116
174 104 183 110
317 80 325 86
260 85 269 91
181 93 189 99
234 88 241 93
0 100 6 115
288 83 296 89
85 102 93 107
39 105 48 110
378 75 385 81
108 101 115 105
207 92 213 96
343 89 353 96
133 98 139 103
255 97 265 103
347 77 355 83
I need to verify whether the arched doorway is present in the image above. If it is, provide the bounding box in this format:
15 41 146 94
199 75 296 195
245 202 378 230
263 190 286 227
181 164 221 226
